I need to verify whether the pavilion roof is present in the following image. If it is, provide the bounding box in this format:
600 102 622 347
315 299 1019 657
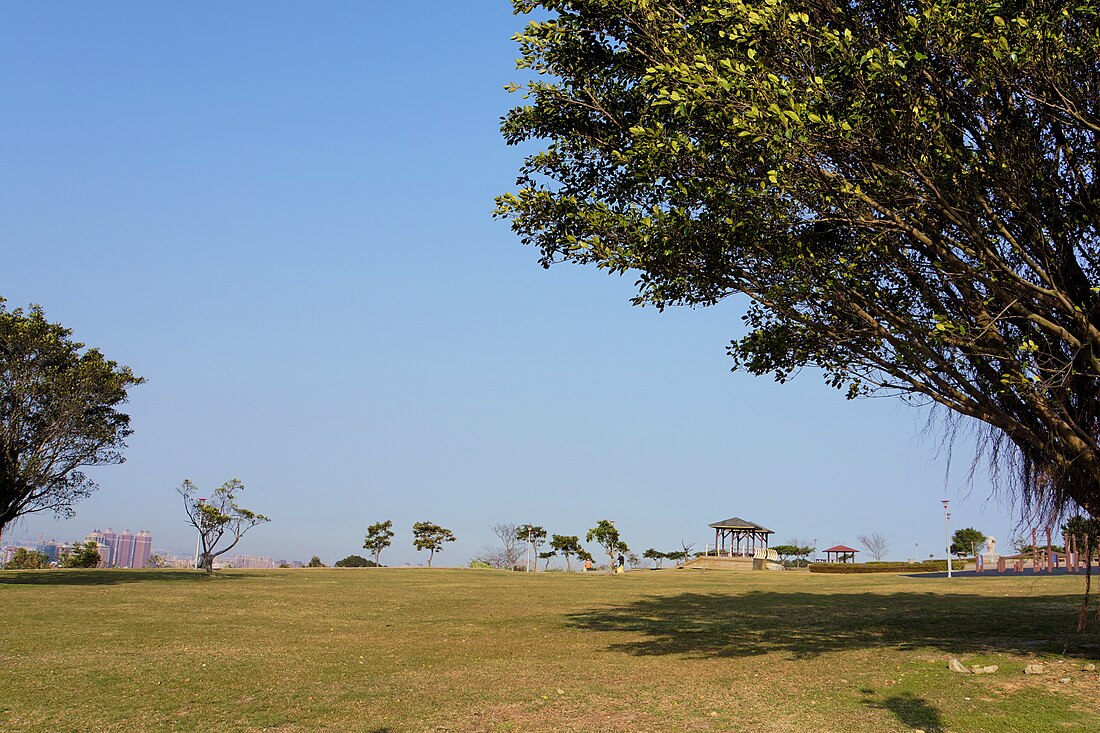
708 517 774 533
823 545 859 553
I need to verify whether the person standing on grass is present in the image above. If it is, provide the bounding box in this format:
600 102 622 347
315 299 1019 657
584 558 592 572
616 553 625 573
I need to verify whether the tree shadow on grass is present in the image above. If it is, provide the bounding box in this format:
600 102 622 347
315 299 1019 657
564 591 1100 660
0 569 241 586
862 690 945 733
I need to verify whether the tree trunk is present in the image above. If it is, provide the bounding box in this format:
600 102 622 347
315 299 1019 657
427 549 434 568
565 554 571 572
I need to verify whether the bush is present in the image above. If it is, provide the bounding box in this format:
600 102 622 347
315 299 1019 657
468 560 492 569
334 555 377 568
4 548 51 569
62 541 101 568
810 561 948 574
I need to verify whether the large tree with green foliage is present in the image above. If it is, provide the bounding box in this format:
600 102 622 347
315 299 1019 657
586 519 628 571
951 527 988 557
179 479 270 573
4 547 50 569
412 521 456 567
550 533 582 571
0 299 144 533
498 0 1100 519
61 540 101 568
364 520 394 566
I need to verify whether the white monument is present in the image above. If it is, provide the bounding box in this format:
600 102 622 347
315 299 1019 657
980 535 999 569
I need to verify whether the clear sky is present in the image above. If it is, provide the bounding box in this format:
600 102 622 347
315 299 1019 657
2 2 1026 566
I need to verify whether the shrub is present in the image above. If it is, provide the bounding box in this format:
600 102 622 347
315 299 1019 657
4 548 51 569
810 561 948 574
334 555 377 568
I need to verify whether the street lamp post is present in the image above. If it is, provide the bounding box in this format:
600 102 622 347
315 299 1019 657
942 499 953 579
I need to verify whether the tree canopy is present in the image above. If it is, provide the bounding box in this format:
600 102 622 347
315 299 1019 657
0 299 144 533
550 533 582 571
4 548 49 569
951 527 987 556
62 540 101 568
586 519 628 570
498 0 1100 519
364 520 394 566
412 521 456 567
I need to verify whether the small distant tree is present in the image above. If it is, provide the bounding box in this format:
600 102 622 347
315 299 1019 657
679 541 696 564
539 550 556 571
146 554 164 568
4 548 50 569
412 521 456 567
1063 514 1100 632
179 479 270 573
307 555 325 568
771 544 800 563
489 522 524 570
516 524 548 571
857 532 890 562
951 527 987 558
335 555 376 568
643 548 665 569
61 540 100 568
363 520 394 566
550 534 582 571
586 520 628 572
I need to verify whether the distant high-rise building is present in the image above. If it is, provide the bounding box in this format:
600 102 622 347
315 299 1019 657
103 528 117 566
226 554 275 569
85 529 117 568
35 540 67 564
115 530 135 568
132 531 153 569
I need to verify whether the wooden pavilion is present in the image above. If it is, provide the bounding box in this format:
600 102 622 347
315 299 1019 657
822 545 859 563
708 517 774 558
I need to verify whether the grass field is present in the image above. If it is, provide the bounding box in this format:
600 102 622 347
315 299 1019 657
2 568 1099 733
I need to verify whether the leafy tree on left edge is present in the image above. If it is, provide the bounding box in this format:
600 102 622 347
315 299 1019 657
0 299 144 534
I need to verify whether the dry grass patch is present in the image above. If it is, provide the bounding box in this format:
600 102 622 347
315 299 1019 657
0 567 1097 732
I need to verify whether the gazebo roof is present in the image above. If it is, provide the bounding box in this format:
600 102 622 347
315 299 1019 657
823 545 859 553
708 517 774 533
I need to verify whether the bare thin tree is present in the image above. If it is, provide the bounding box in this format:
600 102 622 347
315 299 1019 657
857 532 890 562
488 522 523 571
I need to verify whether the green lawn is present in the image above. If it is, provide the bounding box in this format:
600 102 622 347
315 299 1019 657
1 568 1098 732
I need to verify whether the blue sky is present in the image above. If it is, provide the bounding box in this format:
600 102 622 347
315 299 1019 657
2 2 1023 565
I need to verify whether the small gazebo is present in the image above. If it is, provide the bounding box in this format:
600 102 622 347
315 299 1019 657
708 517 774 558
822 545 859 563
